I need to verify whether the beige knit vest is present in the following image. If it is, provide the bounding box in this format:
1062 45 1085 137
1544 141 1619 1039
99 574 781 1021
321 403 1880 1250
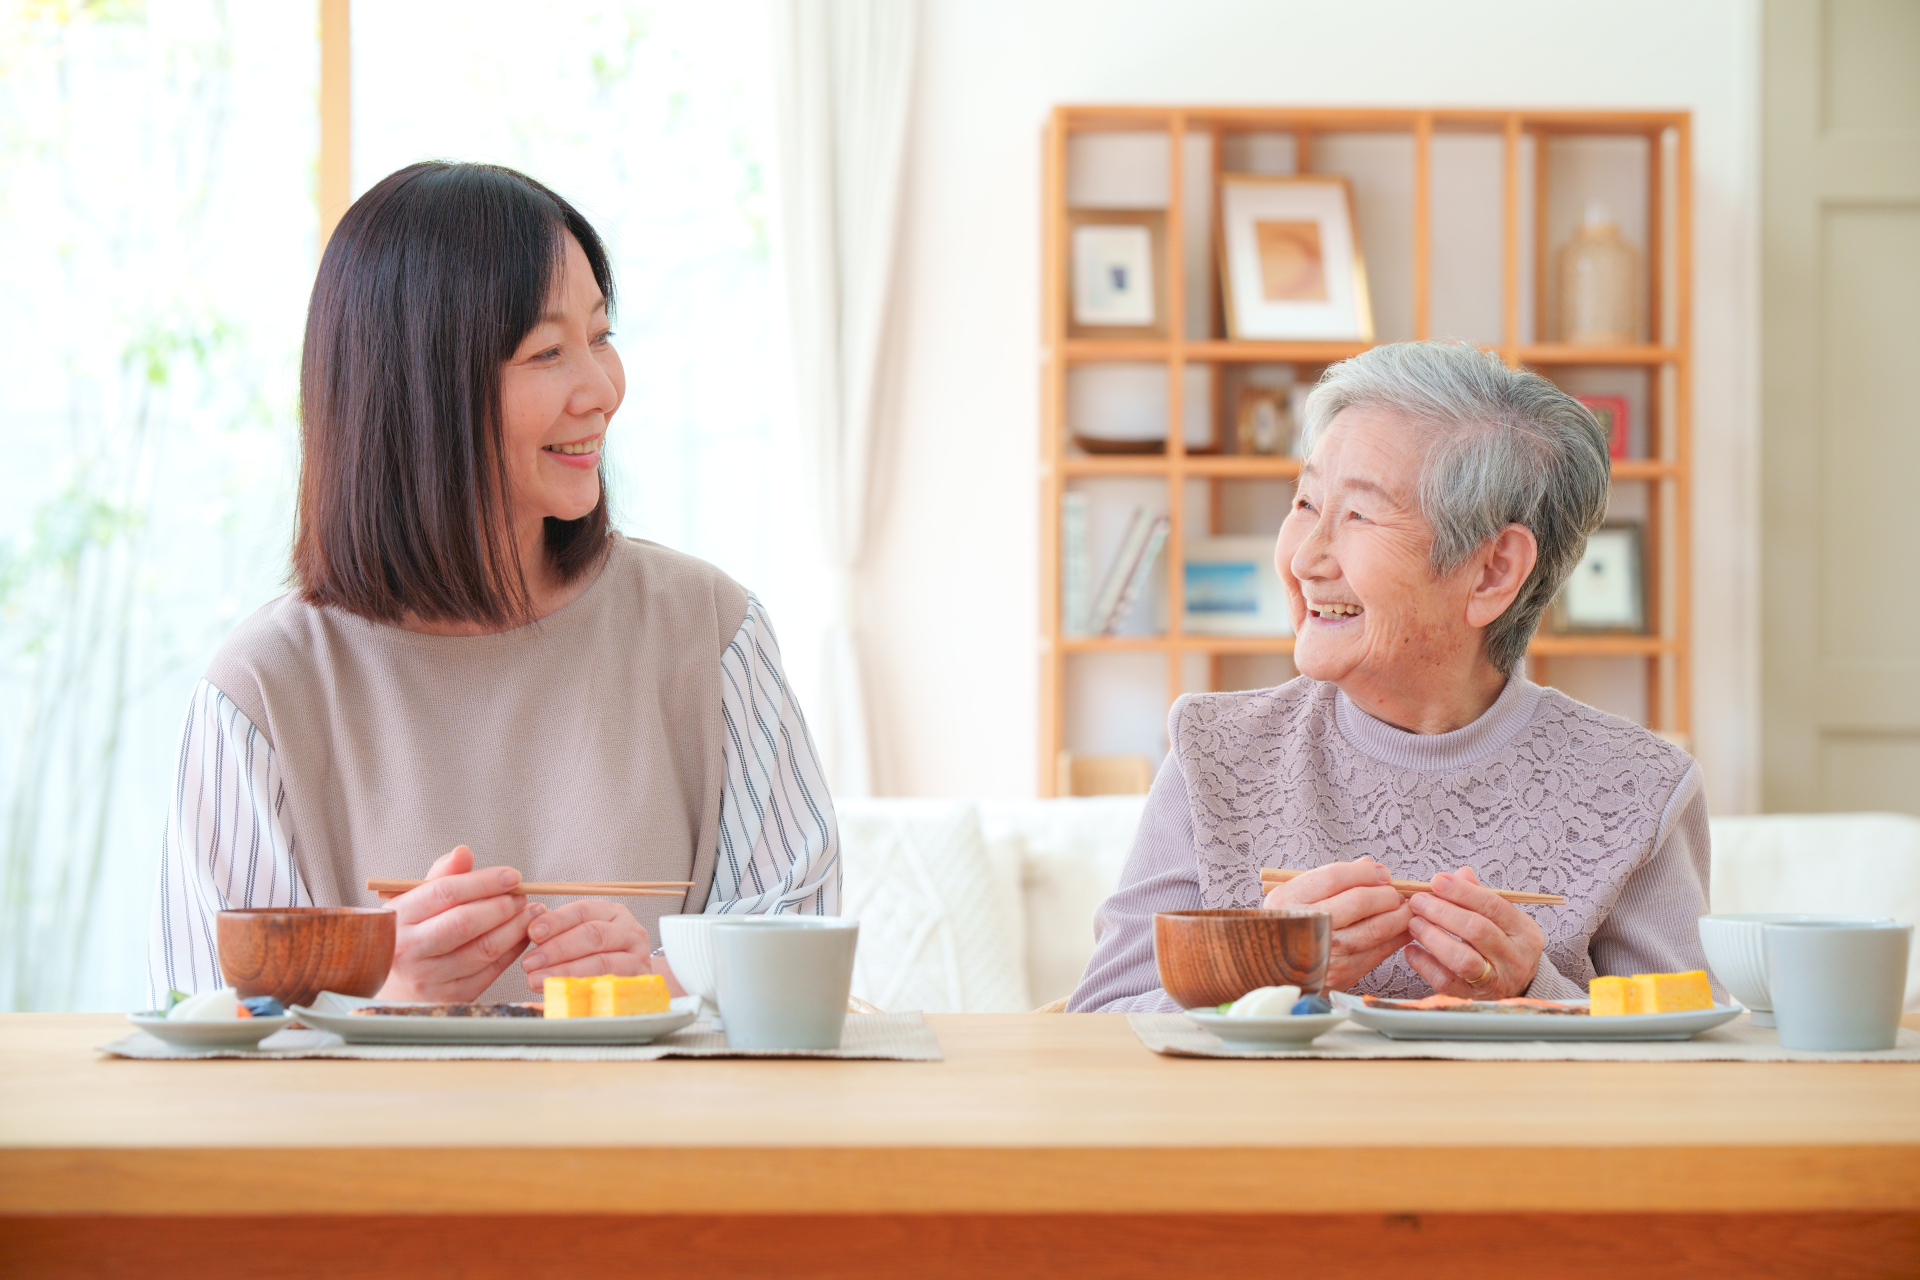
204 534 750 1000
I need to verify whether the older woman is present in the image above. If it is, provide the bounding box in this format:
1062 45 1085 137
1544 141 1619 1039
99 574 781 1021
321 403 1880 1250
1070 341 1714 1011
148 163 837 1007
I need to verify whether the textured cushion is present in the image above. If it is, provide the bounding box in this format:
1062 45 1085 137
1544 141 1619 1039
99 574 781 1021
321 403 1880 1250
836 799 1031 1013
980 797 1148 1008
1709 812 1920 1011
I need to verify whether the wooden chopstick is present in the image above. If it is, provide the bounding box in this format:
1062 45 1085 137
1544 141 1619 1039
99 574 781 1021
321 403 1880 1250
367 878 692 899
1259 867 1565 906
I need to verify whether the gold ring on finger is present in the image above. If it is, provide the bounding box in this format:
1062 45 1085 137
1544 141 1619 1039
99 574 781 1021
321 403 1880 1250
1466 957 1494 985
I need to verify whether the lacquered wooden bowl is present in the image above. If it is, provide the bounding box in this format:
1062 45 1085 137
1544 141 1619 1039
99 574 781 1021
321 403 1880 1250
217 907 395 1007
1153 909 1331 1009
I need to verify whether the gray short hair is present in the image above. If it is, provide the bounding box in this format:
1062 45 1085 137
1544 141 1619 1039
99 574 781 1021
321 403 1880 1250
1297 341 1610 674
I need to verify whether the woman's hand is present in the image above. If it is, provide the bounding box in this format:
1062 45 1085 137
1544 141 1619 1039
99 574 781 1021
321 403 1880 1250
519 899 654 991
1261 856 1413 992
377 845 538 1003
1403 866 1544 999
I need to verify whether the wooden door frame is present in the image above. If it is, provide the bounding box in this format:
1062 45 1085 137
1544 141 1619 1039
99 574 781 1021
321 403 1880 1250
319 0 352 255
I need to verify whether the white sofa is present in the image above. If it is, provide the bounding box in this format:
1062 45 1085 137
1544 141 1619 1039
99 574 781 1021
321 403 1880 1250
837 799 1920 1013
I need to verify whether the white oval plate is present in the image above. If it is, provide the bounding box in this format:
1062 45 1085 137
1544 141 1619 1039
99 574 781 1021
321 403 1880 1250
290 991 701 1045
1183 1008 1348 1048
127 1012 295 1049
1332 992 1744 1041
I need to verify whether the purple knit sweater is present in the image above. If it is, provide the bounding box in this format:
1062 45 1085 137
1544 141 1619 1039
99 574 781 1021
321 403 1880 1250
1068 676 1717 1012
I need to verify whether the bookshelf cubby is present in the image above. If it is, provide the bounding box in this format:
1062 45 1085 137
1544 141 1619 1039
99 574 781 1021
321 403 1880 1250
1040 106 1692 795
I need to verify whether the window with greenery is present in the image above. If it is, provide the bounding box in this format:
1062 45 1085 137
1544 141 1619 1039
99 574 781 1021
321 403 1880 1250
0 0 315 1011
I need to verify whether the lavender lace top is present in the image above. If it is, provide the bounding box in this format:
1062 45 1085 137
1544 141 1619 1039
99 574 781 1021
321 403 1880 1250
1068 676 1717 1012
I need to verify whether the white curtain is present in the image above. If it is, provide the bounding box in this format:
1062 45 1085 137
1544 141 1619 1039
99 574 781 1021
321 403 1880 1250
769 0 917 798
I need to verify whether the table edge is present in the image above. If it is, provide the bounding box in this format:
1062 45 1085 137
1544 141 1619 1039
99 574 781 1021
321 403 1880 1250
5 1144 1918 1215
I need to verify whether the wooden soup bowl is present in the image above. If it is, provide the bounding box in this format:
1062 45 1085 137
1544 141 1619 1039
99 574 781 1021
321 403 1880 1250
217 907 395 1008
1153 909 1331 1009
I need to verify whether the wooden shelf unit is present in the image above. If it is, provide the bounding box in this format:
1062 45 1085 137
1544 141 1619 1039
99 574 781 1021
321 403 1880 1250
1039 105 1692 795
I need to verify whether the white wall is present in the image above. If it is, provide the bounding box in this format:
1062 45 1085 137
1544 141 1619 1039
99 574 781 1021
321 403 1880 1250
862 0 1761 811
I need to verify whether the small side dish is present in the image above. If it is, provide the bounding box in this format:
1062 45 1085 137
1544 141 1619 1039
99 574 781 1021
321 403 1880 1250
1186 984 1347 1049
129 987 295 1049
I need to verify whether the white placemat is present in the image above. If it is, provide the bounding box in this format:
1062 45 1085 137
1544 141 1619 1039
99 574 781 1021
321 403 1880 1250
1129 1012 1920 1062
97 1012 942 1062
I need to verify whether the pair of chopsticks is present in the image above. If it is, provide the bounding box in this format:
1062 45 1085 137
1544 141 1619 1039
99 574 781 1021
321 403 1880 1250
1259 867 1566 906
367 878 692 900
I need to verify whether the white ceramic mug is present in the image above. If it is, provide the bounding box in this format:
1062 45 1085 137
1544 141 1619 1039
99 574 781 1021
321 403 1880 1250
1699 913 1891 1027
1764 920 1912 1051
712 918 859 1051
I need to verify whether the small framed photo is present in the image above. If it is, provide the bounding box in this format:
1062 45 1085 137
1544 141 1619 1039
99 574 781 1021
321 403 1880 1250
1216 174 1373 342
1576 394 1630 460
1183 536 1293 636
1068 209 1166 339
1233 386 1290 456
1550 523 1646 633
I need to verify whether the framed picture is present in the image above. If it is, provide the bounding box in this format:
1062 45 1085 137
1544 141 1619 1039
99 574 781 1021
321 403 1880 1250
1576 394 1630 460
1183 536 1293 637
1233 386 1290 456
1067 209 1166 339
1550 523 1646 633
1216 174 1373 342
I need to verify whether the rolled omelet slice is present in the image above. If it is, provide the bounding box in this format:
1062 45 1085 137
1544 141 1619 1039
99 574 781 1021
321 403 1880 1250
1589 970 1714 1016
1627 970 1714 1014
1588 975 1630 1016
543 976 593 1018
589 974 670 1017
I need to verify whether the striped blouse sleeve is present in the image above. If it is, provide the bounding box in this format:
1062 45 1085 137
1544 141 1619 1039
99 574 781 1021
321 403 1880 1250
146 679 307 1006
708 593 840 915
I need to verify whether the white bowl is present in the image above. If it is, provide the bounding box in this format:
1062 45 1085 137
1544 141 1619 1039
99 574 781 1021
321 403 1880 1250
1698 913 1890 1027
658 914 810 1013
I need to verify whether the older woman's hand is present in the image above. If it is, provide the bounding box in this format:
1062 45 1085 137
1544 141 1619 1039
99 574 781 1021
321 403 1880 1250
377 845 538 1003
520 899 654 991
1262 856 1414 991
1403 866 1545 998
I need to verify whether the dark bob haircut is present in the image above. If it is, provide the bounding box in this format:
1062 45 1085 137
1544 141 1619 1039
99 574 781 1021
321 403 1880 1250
294 161 615 627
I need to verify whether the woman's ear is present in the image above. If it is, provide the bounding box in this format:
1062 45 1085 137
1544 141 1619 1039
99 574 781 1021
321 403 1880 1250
1464 523 1538 629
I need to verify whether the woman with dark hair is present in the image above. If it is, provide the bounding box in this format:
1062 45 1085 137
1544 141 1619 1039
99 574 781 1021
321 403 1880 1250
147 162 837 1004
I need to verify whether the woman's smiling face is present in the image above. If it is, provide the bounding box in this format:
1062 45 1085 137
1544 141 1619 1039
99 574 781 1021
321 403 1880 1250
499 232 625 531
1277 404 1480 691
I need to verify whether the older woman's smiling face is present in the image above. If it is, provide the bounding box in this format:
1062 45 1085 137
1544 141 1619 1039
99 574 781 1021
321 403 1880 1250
1277 403 1530 732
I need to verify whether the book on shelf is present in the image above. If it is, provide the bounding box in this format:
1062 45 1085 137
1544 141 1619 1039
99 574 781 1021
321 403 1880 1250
1103 516 1170 635
1086 505 1156 636
1060 492 1091 636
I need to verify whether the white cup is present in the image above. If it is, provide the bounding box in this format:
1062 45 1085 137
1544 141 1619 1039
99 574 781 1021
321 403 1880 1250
1699 913 1891 1027
1764 920 1912 1051
712 918 859 1051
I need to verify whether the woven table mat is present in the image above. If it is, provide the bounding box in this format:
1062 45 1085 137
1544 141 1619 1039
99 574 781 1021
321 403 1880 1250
1128 1012 1920 1062
98 1012 942 1062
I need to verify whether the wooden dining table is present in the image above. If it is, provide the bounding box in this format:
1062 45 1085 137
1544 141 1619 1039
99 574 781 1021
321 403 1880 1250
3 1011 1917 1279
